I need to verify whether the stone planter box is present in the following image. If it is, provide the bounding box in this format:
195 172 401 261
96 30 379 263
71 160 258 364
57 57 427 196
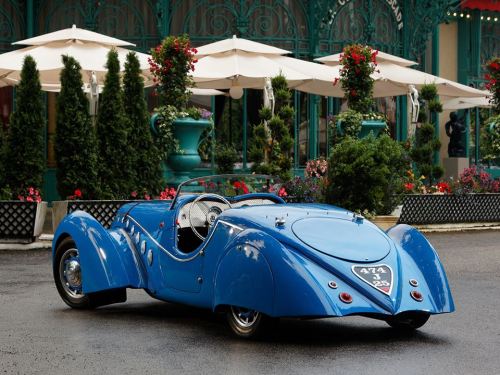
0 201 48 243
398 194 500 225
52 200 131 233
371 215 398 230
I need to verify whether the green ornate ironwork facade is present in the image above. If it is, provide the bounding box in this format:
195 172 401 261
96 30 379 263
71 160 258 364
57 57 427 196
0 1 498 199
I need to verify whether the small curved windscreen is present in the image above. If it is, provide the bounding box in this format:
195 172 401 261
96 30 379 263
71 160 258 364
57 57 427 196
174 174 280 200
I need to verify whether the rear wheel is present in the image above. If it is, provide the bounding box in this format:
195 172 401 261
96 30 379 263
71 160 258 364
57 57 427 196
386 312 430 330
226 306 276 339
53 237 126 309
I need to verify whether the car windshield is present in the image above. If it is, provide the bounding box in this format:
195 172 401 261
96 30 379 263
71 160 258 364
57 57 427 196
171 174 280 208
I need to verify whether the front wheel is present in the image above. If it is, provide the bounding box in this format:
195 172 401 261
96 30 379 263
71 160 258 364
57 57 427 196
53 237 126 309
226 306 276 339
386 312 430 331
53 237 91 309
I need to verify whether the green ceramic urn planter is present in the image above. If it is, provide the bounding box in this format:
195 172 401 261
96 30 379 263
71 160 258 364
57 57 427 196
337 119 387 138
167 117 210 185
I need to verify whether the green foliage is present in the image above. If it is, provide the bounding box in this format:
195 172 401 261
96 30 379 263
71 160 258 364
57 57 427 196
55 56 100 199
96 49 134 198
123 52 163 194
149 34 196 110
215 144 238 174
409 84 443 185
338 44 377 113
485 57 500 113
250 74 294 180
336 110 363 139
482 114 500 162
0 126 7 191
410 123 443 183
419 84 438 101
427 99 443 113
326 134 409 215
4 56 45 197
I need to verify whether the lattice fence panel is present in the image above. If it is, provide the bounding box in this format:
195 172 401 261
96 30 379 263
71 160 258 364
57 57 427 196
0 202 38 241
67 201 131 228
398 194 500 225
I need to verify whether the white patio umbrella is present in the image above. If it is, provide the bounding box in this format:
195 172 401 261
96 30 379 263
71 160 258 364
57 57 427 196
192 35 342 98
315 49 485 98
316 50 417 67
442 95 492 110
0 25 153 90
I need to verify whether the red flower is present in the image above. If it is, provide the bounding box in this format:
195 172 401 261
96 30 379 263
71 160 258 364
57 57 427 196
436 182 451 194
74 189 82 198
233 181 242 189
404 182 415 191
278 187 287 197
333 77 340 86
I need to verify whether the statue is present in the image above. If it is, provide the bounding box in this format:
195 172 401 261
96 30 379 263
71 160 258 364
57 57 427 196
445 112 466 157
263 77 275 114
89 71 99 117
408 84 419 139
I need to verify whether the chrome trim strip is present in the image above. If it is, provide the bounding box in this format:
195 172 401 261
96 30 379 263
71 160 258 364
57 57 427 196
125 215 242 263
218 220 243 231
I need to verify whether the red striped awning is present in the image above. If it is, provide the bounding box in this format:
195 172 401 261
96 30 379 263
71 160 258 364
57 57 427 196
461 0 500 12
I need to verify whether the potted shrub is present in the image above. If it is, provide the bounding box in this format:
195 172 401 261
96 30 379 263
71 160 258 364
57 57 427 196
0 56 47 243
333 44 387 139
483 57 500 176
149 34 211 185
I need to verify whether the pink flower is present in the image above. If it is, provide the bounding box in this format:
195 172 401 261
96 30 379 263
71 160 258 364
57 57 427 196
278 187 287 197
130 191 138 198
26 196 33 202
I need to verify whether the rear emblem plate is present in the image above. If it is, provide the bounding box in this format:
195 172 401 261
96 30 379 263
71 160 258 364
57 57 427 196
352 264 393 295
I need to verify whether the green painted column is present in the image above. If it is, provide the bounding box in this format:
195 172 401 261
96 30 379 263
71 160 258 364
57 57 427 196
475 108 480 165
242 89 248 171
27 0 34 37
294 91 299 169
210 96 216 172
432 26 440 165
156 0 170 37
465 109 470 159
309 94 319 160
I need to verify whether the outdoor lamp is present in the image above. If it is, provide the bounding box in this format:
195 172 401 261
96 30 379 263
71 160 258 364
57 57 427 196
229 86 244 99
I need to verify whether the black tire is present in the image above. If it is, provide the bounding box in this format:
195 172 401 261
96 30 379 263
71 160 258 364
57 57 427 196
226 306 277 339
53 237 126 309
386 311 430 330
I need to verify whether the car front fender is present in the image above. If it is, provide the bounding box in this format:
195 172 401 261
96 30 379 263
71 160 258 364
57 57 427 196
53 211 146 294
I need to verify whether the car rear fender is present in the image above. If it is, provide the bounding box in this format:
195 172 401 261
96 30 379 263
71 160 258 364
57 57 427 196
53 211 146 294
386 224 455 313
213 229 342 317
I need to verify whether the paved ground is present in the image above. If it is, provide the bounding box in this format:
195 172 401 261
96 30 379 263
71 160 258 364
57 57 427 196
0 231 499 375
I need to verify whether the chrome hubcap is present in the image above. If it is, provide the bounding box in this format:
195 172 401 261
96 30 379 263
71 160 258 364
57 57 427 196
59 248 84 299
231 306 260 328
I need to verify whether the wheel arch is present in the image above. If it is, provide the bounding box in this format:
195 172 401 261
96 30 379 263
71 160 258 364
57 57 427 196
53 211 145 294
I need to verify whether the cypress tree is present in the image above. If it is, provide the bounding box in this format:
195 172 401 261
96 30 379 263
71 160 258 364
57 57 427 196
5 55 45 196
96 49 134 198
55 55 100 199
123 51 162 194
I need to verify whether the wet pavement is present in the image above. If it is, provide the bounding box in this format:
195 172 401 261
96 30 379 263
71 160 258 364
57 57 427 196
1 231 499 374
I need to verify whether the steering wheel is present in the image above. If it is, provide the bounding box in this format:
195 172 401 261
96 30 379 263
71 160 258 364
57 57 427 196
188 193 233 240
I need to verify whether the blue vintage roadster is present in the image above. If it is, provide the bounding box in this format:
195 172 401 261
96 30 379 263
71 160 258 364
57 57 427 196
53 175 454 338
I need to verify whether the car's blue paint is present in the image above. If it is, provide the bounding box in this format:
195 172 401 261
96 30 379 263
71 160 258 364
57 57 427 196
53 191 454 321
53 211 146 294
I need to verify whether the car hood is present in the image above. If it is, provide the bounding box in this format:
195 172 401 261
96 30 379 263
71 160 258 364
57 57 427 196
221 204 391 263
